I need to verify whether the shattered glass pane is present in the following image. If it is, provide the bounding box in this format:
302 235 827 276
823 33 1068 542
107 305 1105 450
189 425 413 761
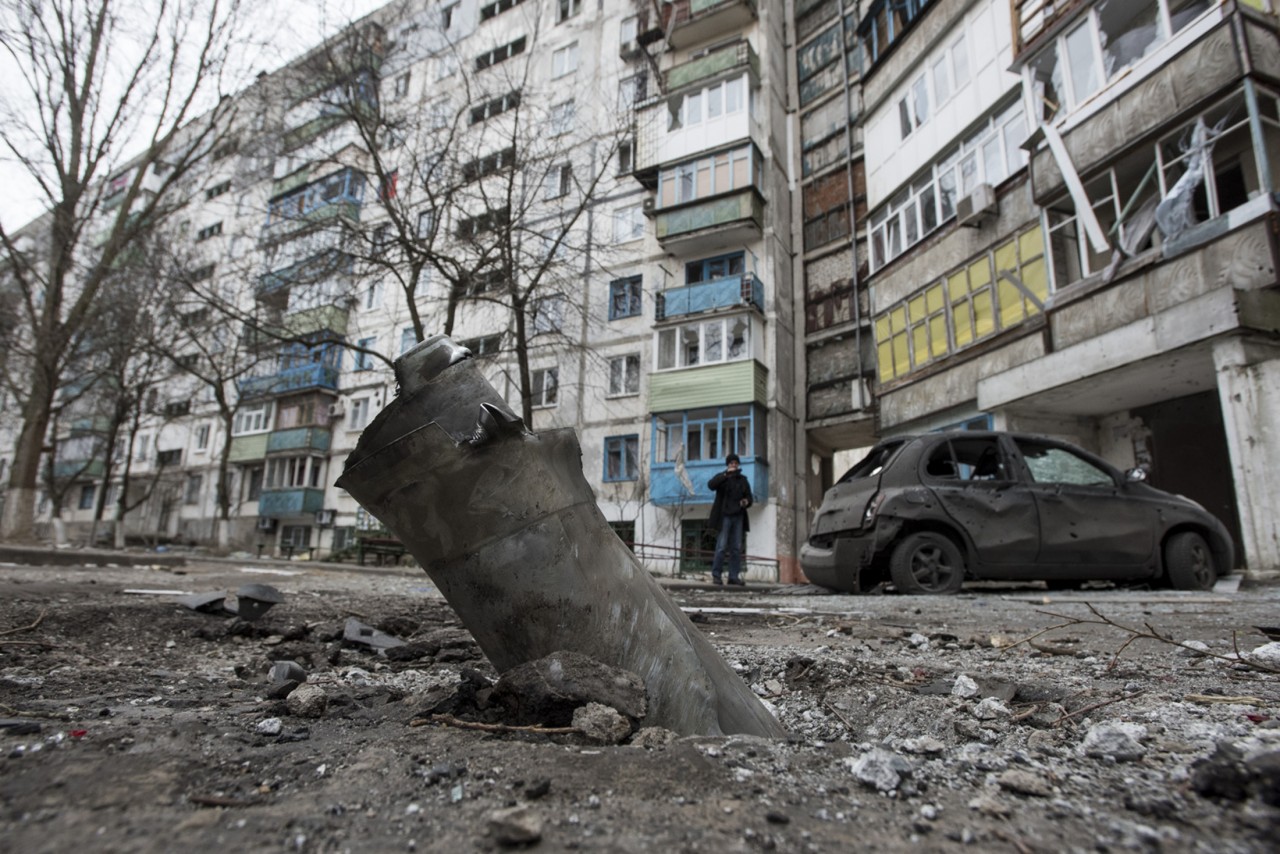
1065 20 1100 106
1098 0 1161 79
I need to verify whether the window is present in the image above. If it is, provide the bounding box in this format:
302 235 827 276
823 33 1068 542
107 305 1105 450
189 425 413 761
869 101 1027 272
354 337 376 370
460 334 502 357
617 139 634 175
612 204 644 243
656 144 763 209
1016 440 1114 487
608 276 642 320
618 74 644 111
416 208 436 238
441 2 458 29
244 465 264 501
608 353 641 396
363 281 382 310
428 99 451 130
470 90 521 125
463 147 515 182
232 404 270 436
480 0 525 19
666 75 746 131
653 405 763 464
655 314 751 370
349 396 371 430
205 180 231 200
195 424 211 452
531 367 559 407
550 100 575 136
874 224 1047 383
557 0 580 23
604 435 639 481
456 205 510 238
78 484 95 511
379 170 398 201
184 473 203 505
400 327 417 354
189 263 215 282
281 525 312 549
475 37 526 71
540 231 568 261
164 400 191 418
195 222 222 241
265 168 364 227
552 43 579 78
372 224 390 255
394 72 410 99
686 252 744 284
859 0 936 68
620 16 638 44
545 163 571 200
266 455 324 489
156 448 182 467
531 295 565 335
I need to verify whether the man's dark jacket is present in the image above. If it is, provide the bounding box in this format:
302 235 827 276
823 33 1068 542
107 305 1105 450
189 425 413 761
708 469 752 532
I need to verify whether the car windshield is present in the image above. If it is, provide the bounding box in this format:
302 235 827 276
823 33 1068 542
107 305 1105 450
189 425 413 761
837 441 905 483
1015 439 1114 486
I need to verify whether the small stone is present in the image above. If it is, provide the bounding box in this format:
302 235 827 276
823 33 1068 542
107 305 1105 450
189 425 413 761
572 702 632 745
487 805 542 845
847 748 912 793
1248 642 1280 668
524 779 551 800
901 736 946 755
254 717 283 736
908 633 930 649
286 684 328 718
1082 722 1147 762
996 769 1052 797
973 698 1010 720
629 727 679 749
1178 640 1211 657
952 675 979 698
919 804 939 821
269 661 308 684
968 794 1011 817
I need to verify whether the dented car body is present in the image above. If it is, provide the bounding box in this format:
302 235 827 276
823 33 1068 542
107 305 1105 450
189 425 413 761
801 431 1234 595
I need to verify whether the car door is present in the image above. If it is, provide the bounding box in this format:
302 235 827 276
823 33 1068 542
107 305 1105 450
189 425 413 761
1011 437 1156 569
924 436 1039 571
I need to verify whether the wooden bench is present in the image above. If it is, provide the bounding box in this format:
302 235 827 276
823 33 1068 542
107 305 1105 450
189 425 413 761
356 536 407 566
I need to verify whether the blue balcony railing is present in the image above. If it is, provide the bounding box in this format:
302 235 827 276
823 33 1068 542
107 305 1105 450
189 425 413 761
238 363 340 399
266 427 332 454
649 457 768 506
656 273 764 321
258 487 326 517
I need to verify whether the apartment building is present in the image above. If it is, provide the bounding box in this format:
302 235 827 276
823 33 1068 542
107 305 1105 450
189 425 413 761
9 0 809 580
853 0 1279 574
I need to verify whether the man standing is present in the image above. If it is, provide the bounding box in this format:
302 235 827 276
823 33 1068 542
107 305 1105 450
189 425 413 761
707 453 752 585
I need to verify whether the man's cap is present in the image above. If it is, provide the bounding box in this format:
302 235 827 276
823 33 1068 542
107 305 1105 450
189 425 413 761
725 453 741 465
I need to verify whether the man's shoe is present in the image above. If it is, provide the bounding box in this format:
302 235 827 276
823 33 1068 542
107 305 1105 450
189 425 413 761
711 577 723 585
728 578 746 586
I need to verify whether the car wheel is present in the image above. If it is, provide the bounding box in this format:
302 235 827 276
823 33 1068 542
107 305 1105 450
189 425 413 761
1165 531 1216 590
889 532 966 595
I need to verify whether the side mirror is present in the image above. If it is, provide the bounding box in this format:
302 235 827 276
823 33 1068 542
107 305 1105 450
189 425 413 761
1125 466 1148 483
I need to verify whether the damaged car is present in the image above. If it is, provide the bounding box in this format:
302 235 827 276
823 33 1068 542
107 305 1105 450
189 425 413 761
801 431 1234 595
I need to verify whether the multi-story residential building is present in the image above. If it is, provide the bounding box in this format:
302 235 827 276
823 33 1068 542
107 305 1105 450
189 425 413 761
851 0 1279 575
7 0 1277 579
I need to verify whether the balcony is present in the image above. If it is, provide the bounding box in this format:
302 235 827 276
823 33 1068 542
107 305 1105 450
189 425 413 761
664 0 758 50
650 360 767 412
654 188 764 248
238 363 340 400
258 487 326 517
665 39 758 94
261 167 364 245
656 273 764 321
52 459 105 480
266 427 332 454
229 434 269 463
649 457 769 506
283 304 350 338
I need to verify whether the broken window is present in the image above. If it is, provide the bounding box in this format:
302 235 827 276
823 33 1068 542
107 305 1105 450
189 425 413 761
925 437 1007 481
1016 439 1113 486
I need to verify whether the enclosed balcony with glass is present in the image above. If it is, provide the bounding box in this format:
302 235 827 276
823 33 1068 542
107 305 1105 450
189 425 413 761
262 167 364 242
237 339 344 400
651 144 765 247
649 404 768 505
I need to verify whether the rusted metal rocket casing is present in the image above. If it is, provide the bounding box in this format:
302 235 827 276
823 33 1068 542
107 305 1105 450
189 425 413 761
336 335 786 738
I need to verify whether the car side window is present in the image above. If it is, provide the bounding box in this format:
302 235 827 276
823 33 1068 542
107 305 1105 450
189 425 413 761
926 438 1009 482
1016 441 1113 487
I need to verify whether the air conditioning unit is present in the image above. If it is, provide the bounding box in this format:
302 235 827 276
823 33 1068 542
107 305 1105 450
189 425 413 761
256 516 277 532
619 39 642 59
315 508 336 527
956 183 997 228
327 402 345 418
642 197 657 215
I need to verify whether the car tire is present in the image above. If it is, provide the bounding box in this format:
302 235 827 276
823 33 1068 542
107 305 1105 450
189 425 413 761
889 532 966 595
1165 531 1216 590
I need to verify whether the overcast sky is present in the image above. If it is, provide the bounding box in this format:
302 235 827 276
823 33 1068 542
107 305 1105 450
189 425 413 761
0 0 391 231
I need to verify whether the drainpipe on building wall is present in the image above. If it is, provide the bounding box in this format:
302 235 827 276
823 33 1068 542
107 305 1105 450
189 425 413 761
835 0 865 411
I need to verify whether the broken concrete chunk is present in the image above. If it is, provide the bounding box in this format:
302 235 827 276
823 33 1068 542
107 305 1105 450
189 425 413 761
234 584 284 621
572 702 633 745
486 804 543 846
178 591 230 614
343 617 407 651
629 727 679 749
491 650 647 728
269 661 308 684
846 748 913 793
286 683 328 718
1082 722 1147 762
997 769 1052 797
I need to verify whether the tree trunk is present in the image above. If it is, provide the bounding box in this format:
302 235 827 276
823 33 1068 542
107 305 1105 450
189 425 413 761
1 369 57 542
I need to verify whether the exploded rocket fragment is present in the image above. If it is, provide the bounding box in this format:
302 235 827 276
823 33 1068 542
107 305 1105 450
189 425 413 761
336 335 786 738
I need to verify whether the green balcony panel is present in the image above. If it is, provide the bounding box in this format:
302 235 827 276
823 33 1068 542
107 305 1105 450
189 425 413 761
271 167 315 199
649 360 767 412
668 0 758 49
655 190 764 244
666 40 758 93
258 487 326 517
267 426 332 454
229 434 269 463
286 304 350 337
52 459 105 480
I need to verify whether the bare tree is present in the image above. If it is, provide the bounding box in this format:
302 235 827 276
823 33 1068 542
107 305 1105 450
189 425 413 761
0 0 248 541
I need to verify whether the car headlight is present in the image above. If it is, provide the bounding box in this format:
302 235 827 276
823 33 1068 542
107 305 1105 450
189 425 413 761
863 492 884 527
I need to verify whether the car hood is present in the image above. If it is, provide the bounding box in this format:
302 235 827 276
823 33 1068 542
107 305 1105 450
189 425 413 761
810 475 881 537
